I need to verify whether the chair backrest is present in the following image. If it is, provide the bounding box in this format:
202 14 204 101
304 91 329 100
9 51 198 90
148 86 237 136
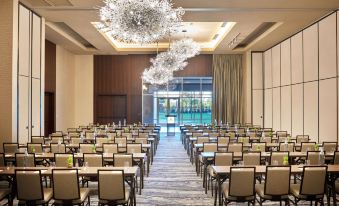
83 153 103 167
80 143 95 153
96 137 108 146
251 143 266 152
85 132 94 139
270 151 289 165
203 143 218 152
301 142 316 152
217 136 230 144
52 169 80 201
276 131 287 137
98 170 125 201
15 153 35 167
3 143 18 153
113 154 133 167
51 136 64 144
261 136 272 143
278 136 288 143
279 142 295 152
192 132 203 137
50 143 66 153
300 166 327 195
16 170 43 201
228 143 243 152
55 153 74 167
31 136 44 144
307 151 321 165
27 143 43 153
127 143 142 153
138 133 148 139
121 133 132 139
238 136 250 144
0 153 4 167
115 137 127 147
107 132 117 140
323 142 337 153
70 137 81 144
242 152 261 165
229 167 256 198
334 151 339 164
135 138 148 144
296 135 309 143
264 166 291 196
103 143 118 153
209 133 219 138
197 136 209 144
214 152 233 166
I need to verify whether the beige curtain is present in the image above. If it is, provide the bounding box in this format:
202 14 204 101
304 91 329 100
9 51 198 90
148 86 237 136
212 54 245 124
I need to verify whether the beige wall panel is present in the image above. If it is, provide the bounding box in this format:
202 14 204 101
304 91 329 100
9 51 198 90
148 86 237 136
252 53 263 89
319 13 337 79
264 89 272 128
56 46 75 132
291 33 303 84
272 87 281 130
32 14 41 79
252 90 263 126
319 78 337 142
281 40 291 86
303 82 318 142
292 84 303 137
303 24 318 82
264 50 272 89
281 86 291 135
74 55 94 126
18 76 29 144
18 5 30 76
272 45 281 87
31 78 40 136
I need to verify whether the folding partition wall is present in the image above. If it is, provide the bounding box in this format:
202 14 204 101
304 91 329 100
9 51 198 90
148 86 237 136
252 11 339 142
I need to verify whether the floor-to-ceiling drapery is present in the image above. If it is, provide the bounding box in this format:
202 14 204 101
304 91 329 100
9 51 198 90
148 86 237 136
212 54 245 124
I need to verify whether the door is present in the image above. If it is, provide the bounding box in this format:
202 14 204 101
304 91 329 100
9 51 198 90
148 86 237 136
44 92 55 137
157 98 180 125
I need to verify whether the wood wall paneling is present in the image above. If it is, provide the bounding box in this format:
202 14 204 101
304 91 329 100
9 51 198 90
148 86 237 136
264 51 272 89
291 84 303 136
272 87 280 130
280 86 291 134
272 45 281 87
291 33 303 84
264 89 272 127
94 54 212 124
45 40 56 93
303 24 318 82
280 40 291 86
303 82 318 142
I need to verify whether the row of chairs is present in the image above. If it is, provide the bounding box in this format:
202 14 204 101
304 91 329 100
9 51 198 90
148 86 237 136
221 166 328 205
193 134 310 143
4 169 131 205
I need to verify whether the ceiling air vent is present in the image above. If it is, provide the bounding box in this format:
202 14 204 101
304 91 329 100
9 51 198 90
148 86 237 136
52 22 96 49
234 22 276 49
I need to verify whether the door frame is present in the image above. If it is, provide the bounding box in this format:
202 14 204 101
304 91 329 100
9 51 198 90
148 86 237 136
156 97 180 125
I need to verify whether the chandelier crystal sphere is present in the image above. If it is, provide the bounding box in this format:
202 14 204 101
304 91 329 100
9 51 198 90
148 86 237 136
170 38 200 59
151 50 188 72
99 0 185 44
142 65 174 85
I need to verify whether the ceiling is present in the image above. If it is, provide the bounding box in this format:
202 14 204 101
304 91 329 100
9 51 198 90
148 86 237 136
21 0 339 55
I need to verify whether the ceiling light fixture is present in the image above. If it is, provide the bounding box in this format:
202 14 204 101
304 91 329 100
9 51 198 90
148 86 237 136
98 0 184 44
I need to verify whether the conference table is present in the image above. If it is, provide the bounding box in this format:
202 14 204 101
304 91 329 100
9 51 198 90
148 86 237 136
211 164 339 206
0 166 138 206
4 152 146 195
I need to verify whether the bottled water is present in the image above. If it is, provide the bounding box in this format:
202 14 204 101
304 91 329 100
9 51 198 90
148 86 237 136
319 147 325 165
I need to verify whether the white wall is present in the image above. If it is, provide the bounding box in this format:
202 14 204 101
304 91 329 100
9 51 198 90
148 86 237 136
74 55 93 126
252 11 339 143
55 46 93 131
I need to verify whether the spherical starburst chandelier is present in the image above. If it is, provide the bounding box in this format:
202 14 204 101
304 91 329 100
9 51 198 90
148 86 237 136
151 50 188 72
142 65 174 85
98 0 184 44
170 38 200 59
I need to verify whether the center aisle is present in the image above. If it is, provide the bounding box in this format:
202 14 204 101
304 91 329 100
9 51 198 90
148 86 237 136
137 133 214 206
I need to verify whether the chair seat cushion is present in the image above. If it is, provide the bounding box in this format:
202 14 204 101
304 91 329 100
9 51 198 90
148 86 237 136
0 188 11 200
53 188 89 205
99 189 130 204
290 184 323 199
18 188 52 205
222 183 255 201
255 184 289 200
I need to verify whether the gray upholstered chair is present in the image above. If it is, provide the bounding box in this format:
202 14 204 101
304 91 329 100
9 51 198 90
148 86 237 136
52 169 90 205
50 143 66 153
98 170 131 205
55 153 74 167
270 151 289 165
251 143 266 152
127 143 142 153
290 166 327 205
222 167 256 205
16 169 52 205
15 153 35 167
256 166 291 205
243 151 261 166
113 154 133 167
3 143 19 153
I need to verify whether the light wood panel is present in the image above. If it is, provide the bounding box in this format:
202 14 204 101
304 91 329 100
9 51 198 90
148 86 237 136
291 33 303 84
281 86 291 134
319 13 337 79
32 13 41 79
32 78 41 136
264 50 272 89
303 24 318 82
292 84 303 136
18 76 29 144
272 87 280 130
272 45 281 87
18 5 30 76
304 81 318 142
281 39 291 86
252 53 263 89
264 89 272 128
252 90 263 126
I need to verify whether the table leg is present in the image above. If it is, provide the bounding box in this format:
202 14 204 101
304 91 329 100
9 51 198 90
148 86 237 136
204 159 208 194
147 150 150 177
